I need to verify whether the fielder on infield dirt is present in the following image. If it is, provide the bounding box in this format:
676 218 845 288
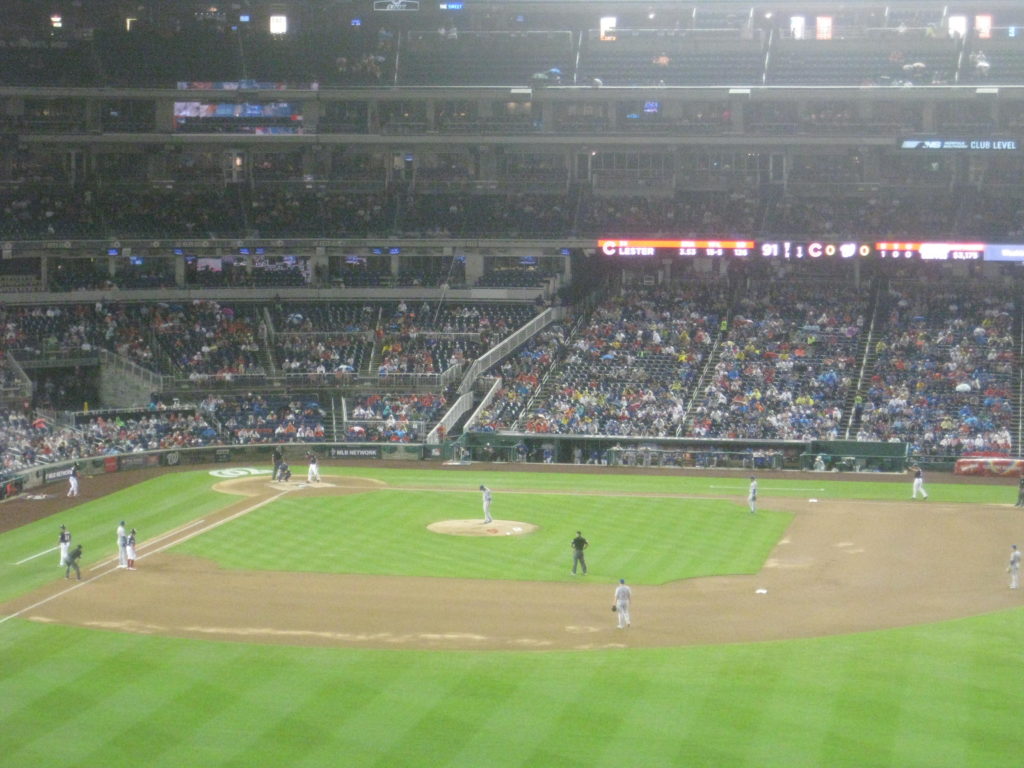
614 578 631 628
1009 544 1020 590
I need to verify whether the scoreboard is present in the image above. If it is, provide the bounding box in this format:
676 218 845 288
599 239 753 257
598 238 872 259
875 242 985 260
597 237 1024 262
758 241 873 259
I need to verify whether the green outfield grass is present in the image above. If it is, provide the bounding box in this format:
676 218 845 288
1 465 1021 768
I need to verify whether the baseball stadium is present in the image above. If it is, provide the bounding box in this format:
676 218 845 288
2 0 1024 766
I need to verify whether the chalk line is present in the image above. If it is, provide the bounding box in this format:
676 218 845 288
1 490 288 627
14 545 60 565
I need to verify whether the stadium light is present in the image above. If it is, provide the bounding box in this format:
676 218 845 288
269 14 288 35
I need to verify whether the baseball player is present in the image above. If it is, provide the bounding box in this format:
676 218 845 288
1009 544 1021 590
614 578 632 629
277 461 291 482
1015 477 1024 507
63 544 83 580
571 530 588 575
67 463 80 497
116 520 128 568
480 484 492 523
126 528 137 570
272 447 283 481
910 464 928 500
58 524 71 566
748 476 758 514
306 452 320 483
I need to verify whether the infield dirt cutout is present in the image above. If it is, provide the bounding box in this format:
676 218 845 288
4 467 1022 651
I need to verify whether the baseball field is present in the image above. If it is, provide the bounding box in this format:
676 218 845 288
1 462 1021 767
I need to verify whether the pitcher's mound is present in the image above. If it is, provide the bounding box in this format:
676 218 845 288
428 519 538 537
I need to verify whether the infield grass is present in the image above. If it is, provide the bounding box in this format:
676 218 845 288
174 489 792 583
1 465 1021 768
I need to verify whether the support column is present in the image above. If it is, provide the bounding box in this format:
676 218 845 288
174 253 186 287
464 252 484 285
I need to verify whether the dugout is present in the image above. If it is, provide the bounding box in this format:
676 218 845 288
455 433 806 469
799 440 910 473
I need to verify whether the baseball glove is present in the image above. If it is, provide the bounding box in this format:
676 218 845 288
611 605 617 612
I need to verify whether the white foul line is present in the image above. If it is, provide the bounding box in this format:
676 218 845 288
89 518 208 571
14 545 60 565
0 489 289 627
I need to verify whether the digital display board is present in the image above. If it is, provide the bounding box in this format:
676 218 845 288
983 244 1024 262
875 242 985 260
758 241 872 259
598 239 754 257
899 138 1019 151
597 238 1024 262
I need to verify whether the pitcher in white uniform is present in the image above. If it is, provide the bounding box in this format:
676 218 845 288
480 484 492 523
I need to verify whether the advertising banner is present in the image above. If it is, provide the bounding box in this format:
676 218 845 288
954 457 1024 477
43 465 76 483
330 446 382 459
119 454 148 470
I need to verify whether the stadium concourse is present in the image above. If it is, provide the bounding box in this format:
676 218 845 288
1 461 1020 651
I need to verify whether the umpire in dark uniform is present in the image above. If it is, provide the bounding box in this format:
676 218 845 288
64 544 83 580
1016 476 1024 507
571 531 588 575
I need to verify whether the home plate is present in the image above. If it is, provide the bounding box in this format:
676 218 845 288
755 588 768 594
808 498 819 503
